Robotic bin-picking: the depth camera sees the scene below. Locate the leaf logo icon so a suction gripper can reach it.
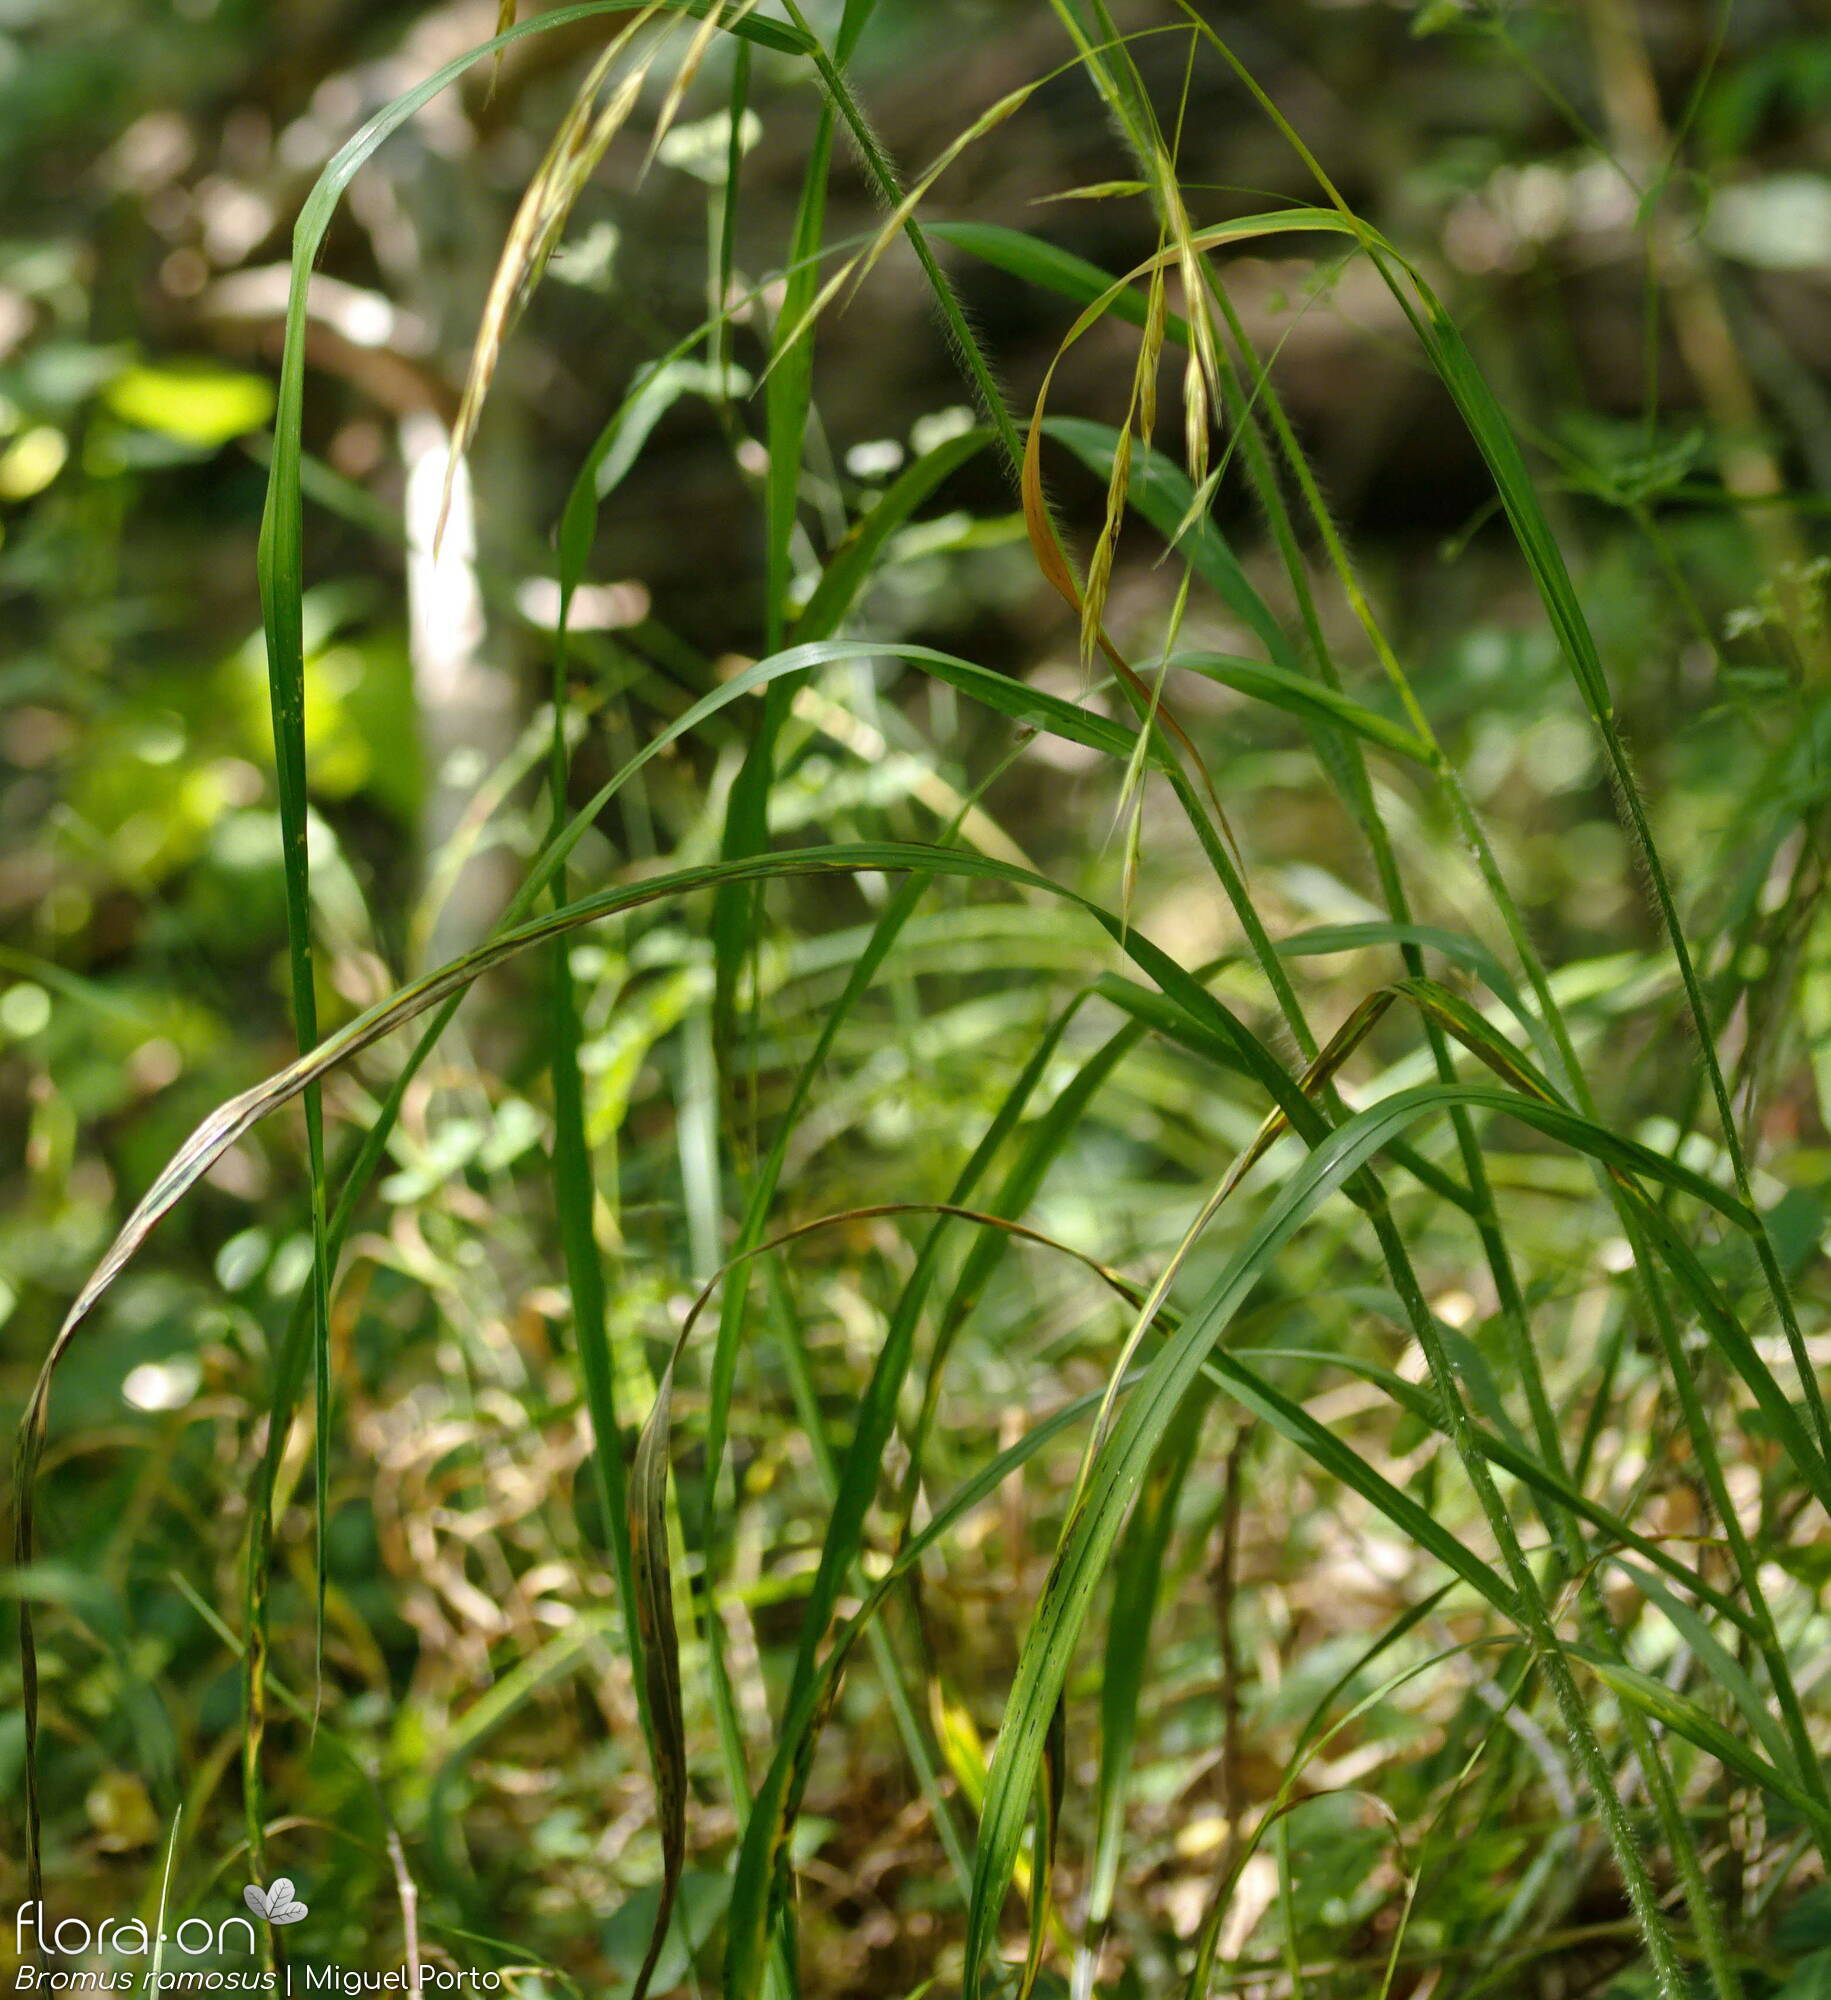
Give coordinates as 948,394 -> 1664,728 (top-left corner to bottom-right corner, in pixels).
243,1879 -> 309,1925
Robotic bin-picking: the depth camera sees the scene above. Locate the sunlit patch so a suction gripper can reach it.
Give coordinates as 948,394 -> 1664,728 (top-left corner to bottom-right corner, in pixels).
0,981 -> 51,1037
844,438 -> 905,479
0,425 -> 67,498
122,1357 -> 202,1412
515,575 -> 650,631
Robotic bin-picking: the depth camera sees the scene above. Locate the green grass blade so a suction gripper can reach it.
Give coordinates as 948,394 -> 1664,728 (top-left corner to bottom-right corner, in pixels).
929,219 -> 1192,344
1568,1648 -> 1831,1843
627,1329 -> 688,2000
1611,1560 -> 1799,1778
1403,291 -> 1831,1467
547,404 -> 652,1898
1168,651 -> 1432,763
1085,1383 -> 1208,1935
236,0 -> 804,1906
721,1370 -> 1160,2000
959,1059 -> 1814,1994
1255,1349 -> 1755,1635
711,0 -> 876,1054
1040,414 -> 1293,666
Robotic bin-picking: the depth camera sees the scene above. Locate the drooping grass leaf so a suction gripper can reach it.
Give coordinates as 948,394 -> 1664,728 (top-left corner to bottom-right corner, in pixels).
960,1067 -> 1817,1994
1086,1381 -> 1209,1937
1169,651 -> 1433,764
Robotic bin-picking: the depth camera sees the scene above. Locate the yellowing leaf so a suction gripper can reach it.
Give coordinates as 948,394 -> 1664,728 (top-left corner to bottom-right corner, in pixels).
105,362 -> 275,449
0,426 -> 66,499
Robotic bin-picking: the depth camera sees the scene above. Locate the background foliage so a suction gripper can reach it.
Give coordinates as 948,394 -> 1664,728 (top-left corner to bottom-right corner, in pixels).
4,1 -> 1831,1995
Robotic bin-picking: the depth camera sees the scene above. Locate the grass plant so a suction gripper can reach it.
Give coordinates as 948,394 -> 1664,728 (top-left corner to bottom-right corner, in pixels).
12,5 -> 1831,1998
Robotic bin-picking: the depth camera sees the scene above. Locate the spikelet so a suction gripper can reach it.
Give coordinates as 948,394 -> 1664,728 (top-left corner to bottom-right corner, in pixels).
768,73 -> 1049,374
1082,421 -> 1130,671
1181,347 -> 1209,491
1017,228 -> 1237,863
1137,262 -> 1166,447
440,6 -> 683,551
1160,179 -> 1221,491
642,0 -> 758,180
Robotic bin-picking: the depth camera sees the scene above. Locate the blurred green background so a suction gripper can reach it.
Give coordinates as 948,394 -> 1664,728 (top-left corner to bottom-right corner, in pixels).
5,0 -> 1831,1994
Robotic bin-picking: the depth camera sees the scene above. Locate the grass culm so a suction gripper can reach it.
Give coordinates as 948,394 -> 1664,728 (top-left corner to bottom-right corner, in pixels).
11,5 -> 1831,1999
